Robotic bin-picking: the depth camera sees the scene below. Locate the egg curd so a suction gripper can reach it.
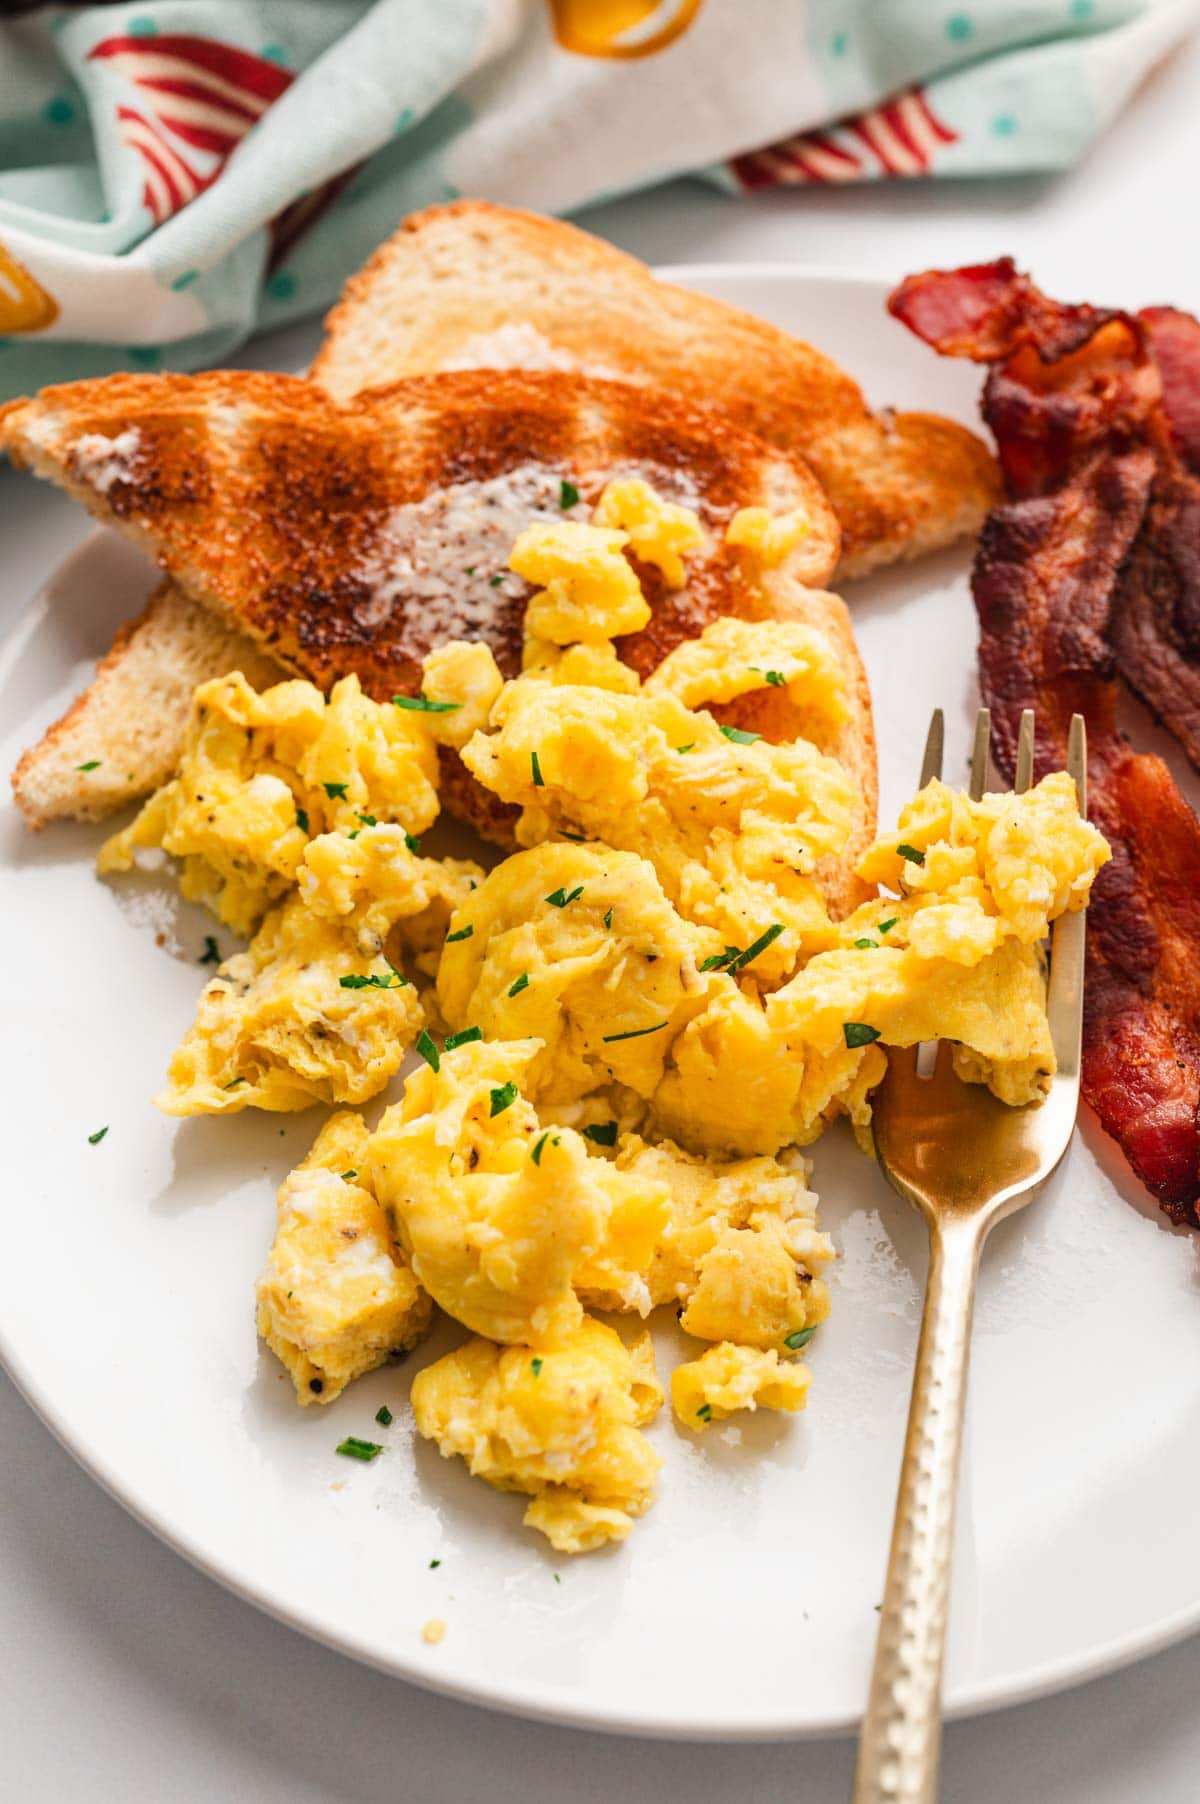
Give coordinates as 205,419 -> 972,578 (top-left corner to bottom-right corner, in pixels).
410,1319 -> 664,1555
105,488 -> 1109,1554
671,1343 -> 812,1430
256,1112 -> 431,1403
98,669 -> 445,935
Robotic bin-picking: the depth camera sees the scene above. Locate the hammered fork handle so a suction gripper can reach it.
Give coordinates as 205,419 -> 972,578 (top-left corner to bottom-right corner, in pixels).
851,1212 -> 986,1804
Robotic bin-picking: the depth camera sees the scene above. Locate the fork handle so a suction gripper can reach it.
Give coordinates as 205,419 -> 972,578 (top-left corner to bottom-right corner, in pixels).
851,1213 -> 986,1804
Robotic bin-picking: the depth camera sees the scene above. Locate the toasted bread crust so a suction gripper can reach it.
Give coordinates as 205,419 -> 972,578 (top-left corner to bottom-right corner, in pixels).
314,200 -> 999,579
10,581 -> 282,828
1,367 -> 873,911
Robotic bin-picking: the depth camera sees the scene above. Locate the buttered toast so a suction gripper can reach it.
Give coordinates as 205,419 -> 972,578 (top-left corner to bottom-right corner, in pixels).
314,201 -> 998,580
13,202 -> 989,834
1,367 -> 876,909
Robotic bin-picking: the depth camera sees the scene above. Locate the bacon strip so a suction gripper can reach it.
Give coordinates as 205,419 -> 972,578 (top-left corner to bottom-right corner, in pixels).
890,262 -> 1200,1222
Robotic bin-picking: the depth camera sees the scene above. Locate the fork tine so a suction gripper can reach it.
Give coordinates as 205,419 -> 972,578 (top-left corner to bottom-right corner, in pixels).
1014,708 -> 1036,796
968,707 -> 991,801
1067,710 -> 1087,814
920,708 -> 945,787
1045,714 -> 1088,1079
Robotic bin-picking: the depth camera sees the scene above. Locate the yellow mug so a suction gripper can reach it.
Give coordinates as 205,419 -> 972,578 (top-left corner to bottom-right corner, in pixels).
0,241 -> 59,333
549,0 -> 705,59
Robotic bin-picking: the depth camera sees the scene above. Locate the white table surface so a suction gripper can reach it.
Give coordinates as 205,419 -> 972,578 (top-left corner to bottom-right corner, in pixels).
5,28 -> 1200,1800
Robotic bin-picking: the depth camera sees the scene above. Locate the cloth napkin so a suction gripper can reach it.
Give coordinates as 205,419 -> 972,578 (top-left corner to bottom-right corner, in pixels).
0,0 -> 1195,402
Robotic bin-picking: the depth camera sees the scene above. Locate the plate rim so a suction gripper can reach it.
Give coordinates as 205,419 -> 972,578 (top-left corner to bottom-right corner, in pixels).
3,261 -> 1198,1742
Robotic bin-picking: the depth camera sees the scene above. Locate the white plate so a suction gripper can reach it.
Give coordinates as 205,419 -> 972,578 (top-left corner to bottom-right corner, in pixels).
2,268 -> 1199,1743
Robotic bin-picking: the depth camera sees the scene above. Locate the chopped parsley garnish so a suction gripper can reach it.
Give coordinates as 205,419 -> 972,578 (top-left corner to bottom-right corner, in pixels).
700,923 -> 784,975
489,1081 -> 518,1117
897,843 -> 925,866
853,937 -> 879,950
341,1169 -> 358,1182
878,917 -> 899,935
560,478 -> 580,509
336,1437 -> 383,1462
489,574 -> 504,587
507,972 -> 530,998
444,1026 -> 482,1051
416,1029 -> 440,1072
531,1131 -> 551,1165
553,1573 -> 561,1584
531,750 -> 544,788
545,885 -> 583,908
339,970 -> 408,991
696,1403 -> 713,1422
76,759 -> 101,771
603,908 -> 613,930
843,1022 -> 882,1049
375,1404 -> 393,1426
445,924 -> 473,943
531,1356 -> 544,1376
584,1121 -> 618,1147
719,724 -> 761,745
699,945 -> 741,972
785,1326 -> 816,1351
322,781 -> 348,799
393,693 -> 462,713
405,832 -> 421,855
750,666 -> 786,686
728,922 -> 784,973
295,806 -> 309,834
357,812 -> 377,828
465,565 -> 476,575
602,1021 -> 667,1043
429,1557 -> 441,1568
198,935 -> 221,965
675,743 -> 696,754
223,1077 -> 246,1089
87,1126 -> 109,1145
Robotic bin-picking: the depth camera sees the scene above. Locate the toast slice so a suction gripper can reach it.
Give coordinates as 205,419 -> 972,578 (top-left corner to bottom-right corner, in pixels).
313,201 -> 998,581
12,581 -> 281,827
0,367 -> 875,912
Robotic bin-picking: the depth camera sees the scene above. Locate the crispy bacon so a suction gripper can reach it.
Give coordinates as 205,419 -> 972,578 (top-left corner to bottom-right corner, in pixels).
1104,311 -> 1200,765
890,261 -> 1200,1222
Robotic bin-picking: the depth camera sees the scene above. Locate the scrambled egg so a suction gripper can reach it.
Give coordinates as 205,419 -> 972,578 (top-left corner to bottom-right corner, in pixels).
855,771 -> 1107,946
366,1021 -> 833,1349
724,505 -> 812,568
588,1135 -> 834,1346
158,827 -> 481,1114
789,769 -> 1112,1105
436,842 -> 716,1104
644,615 -> 849,749
511,519 -> 651,647
109,495 -> 1112,1555
461,633 -> 857,986
98,671 -> 443,935
256,1112 -> 431,1403
591,475 -> 707,585
368,1038 -> 670,1347
159,892 -> 420,1114
410,1318 -> 664,1554
672,1343 -> 811,1430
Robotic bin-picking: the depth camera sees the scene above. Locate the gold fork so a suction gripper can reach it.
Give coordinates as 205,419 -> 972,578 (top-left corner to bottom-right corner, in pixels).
851,706 -> 1087,1804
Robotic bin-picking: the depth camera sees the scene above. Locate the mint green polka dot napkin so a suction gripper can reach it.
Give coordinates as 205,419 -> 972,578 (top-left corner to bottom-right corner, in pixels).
0,0 -> 1194,402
